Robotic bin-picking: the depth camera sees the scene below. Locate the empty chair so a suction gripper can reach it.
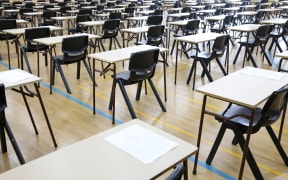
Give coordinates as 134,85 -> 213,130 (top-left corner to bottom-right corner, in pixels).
123,7 -> 135,19
51,35 -> 96,94
21,27 -> 50,76
135,25 -> 165,47
98,19 -> 121,51
78,8 -> 92,16
210,15 -> 234,45
59,6 -> 72,16
19,8 -> 34,26
3,6 -> 17,19
187,35 -> 230,90
268,20 -> 288,56
68,14 -> 90,34
39,11 -> 57,26
146,15 -> 163,26
233,24 -> 272,67
109,12 -> 121,20
109,49 -> 166,124
0,19 -> 18,69
206,87 -> 288,179
170,19 -> 200,56
95,5 -> 104,14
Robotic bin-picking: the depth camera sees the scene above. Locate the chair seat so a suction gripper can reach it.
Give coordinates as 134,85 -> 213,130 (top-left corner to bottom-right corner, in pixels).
191,51 -> 212,59
216,104 -> 262,131
53,54 -> 86,65
116,71 -> 148,83
24,44 -> 49,52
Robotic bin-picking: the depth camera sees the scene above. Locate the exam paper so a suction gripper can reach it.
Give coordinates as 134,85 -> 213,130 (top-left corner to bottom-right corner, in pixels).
105,124 -> 178,164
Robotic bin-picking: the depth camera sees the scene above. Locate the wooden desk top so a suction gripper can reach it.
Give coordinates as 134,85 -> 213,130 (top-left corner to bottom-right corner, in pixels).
229,24 -> 262,32
3,26 -> 63,36
236,11 -> 257,16
261,18 -> 288,25
196,67 -> 288,108
0,69 -> 41,89
88,45 -> 168,63
0,119 -> 197,180
33,33 -> 100,46
175,32 -> 222,44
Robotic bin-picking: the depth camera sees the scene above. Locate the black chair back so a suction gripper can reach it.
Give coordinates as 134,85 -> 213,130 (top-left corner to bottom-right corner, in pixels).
212,34 -> 230,58
62,35 -> 88,63
128,49 -> 160,80
185,19 -> 200,35
109,12 -> 121,20
102,19 -> 120,38
146,25 -> 165,46
25,27 -> 50,49
146,15 -> 163,26
78,9 -> 92,15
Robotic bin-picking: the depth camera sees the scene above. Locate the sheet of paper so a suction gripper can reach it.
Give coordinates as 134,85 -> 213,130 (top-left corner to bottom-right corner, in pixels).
105,124 -> 178,164
240,67 -> 284,80
0,69 -> 34,85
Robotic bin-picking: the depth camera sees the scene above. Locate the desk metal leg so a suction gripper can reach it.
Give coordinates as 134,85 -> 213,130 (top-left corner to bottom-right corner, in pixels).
175,40 -> 179,84
193,95 -> 207,175
33,83 -> 57,148
183,159 -> 188,180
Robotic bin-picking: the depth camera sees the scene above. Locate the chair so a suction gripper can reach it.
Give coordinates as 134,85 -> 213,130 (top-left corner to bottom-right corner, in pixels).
109,12 -> 121,20
210,15 -> 234,45
51,35 -> 96,94
98,19 -> 121,51
3,6 -> 17,19
187,34 -> 230,90
206,87 -> 288,179
233,24 -> 272,67
78,9 -> 92,16
59,6 -> 72,16
109,49 -> 166,124
146,15 -> 163,26
0,83 -> 25,165
68,14 -> 90,34
39,11 -> 57,26
19,8 -> 34,26
123,7 -> 135,19
135,25 -> 165,47
21,27 -> 50,77
170,19 -> 200,56
165,164 -> 184,180
0,19 -> 18,70
95,5 -> 104,14
268,20 -> 288,56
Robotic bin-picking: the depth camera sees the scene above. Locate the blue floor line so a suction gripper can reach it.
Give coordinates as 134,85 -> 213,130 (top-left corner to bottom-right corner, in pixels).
1,62 -> 235,179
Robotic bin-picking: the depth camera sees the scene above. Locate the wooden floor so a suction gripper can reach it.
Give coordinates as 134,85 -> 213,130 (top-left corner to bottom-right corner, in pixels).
0,23 -> 287,180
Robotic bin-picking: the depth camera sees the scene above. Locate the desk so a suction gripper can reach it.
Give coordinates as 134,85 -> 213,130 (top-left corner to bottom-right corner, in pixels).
50,16 -> 76,31
23,12 -> 43,27
193,67 -> 288,180
0,69 -> 58,164
275,50 -> 288,72
88,45 -> 169,121
33,33 -> 100,94
121,26 -> 150,47
174,32 -> 222,89
0,119 -> 197,180
229,24 -> 265,67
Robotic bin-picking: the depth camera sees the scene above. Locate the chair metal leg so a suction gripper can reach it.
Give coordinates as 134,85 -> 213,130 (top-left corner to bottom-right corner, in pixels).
206,124 -> 227,165
266,126 -> 288,165
118,80 -> 137,119
147,79 -> 166,112
54,62 -> 72,94
135,81 -> 143,101
21,47 -> 33,73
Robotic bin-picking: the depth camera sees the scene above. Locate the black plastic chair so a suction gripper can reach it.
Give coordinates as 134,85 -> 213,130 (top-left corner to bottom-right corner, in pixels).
135,25 -> 165,47
0,19 -> 18,69
39,11 -> 57,26
187,34 -> 230,90
59,6 -> 72,16
206,87 -> 288,180
109,49 -> 166,124
3,6 -> 17,19
68,14 -> 90,34
146,15 -> 163,26
210,15 -> 234,45
109,12 -> 121,20
98,19 -> 121,51
19,8 -> 34,26
268,20 -> 288,56
233,24 -> 272,67
21,27 -> 50,76
170,19 -> 200,56
0,83 -> 25,165
51,35 -> 96,94
165,164 -> 184,180
95,5 -> 104,14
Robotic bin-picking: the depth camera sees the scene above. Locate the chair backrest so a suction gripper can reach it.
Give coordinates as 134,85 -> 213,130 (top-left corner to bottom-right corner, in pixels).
188,12 -> 197,19
75,14 -> 90,32
124,7 -> 135,17
109,12 -> 121,20
255,88 -> 288,131
185,19 -> 200,35
128,49 -> 160,80
60,6 -> 72,14
42,10 -> 56,20
173,1 -> 181,8
214,8 -> 223,15
96,5 -> 104,14
62,35 -> 88,62
254,11 -> 264,24
146,25 -> 165,46
281,20 -> 288,35
107,2 -> 115,8
102,19 -> 120,38
0,19 -> 17,30
128,3 -> 136,8
44,5 -> 54,10
165,164 -> 184,180
237,6 -> 245,12
25,27 -> 50,49
221,15 -> 233,29
0,83 -> 7,113
78,9 -> 92,15
152,9 -> 163,15
25,2 -> 35,8
146,15 -> 163,26
212,34 -> 230,58
255,24 -> 272,43
19,8 -> 33,15
181,7 -> 191,13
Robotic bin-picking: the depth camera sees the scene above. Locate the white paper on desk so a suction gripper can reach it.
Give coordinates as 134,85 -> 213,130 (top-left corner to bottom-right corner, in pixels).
240,67 -> 284,80
0,70 -> 34,85
105,124 -> 178,164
